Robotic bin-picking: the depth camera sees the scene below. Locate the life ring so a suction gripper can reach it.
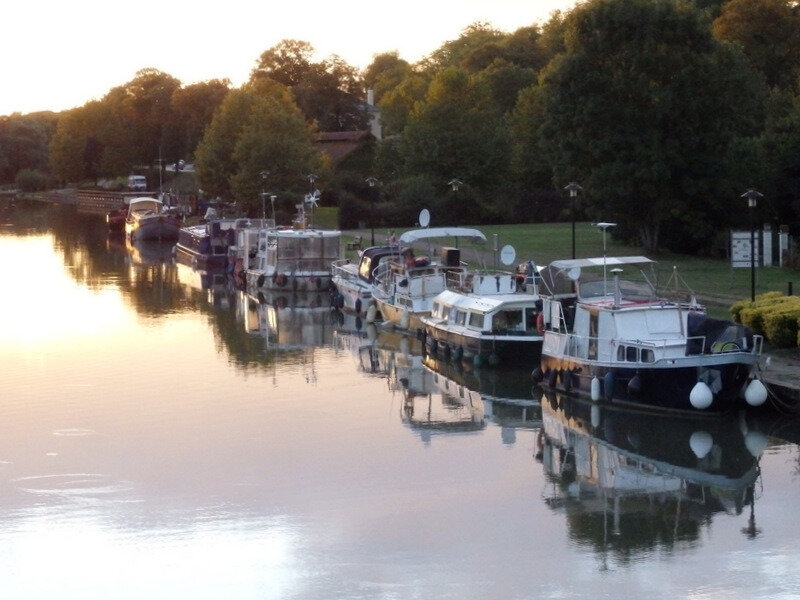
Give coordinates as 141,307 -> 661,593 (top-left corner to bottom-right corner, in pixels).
275,273 -> 288,287
536,312 -> 544,334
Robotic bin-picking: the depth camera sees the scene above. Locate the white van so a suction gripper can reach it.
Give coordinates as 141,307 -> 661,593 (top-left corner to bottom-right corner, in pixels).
127,175 -> 147,191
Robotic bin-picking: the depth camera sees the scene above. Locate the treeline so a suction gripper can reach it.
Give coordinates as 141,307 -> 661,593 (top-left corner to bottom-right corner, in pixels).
2,0 -> 800,254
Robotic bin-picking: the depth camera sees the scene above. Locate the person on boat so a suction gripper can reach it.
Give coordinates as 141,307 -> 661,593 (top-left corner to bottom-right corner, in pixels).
403,248 -> 416,270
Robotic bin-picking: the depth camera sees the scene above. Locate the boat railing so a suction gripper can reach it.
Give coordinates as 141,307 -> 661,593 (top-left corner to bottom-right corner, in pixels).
273,256 -> 339,272
445,270 -> 518,294
549,331 -> 762,364
331,259 -> 359,282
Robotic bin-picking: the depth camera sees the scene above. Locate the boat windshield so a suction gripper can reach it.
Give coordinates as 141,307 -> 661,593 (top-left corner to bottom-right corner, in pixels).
578,276 -> 655,302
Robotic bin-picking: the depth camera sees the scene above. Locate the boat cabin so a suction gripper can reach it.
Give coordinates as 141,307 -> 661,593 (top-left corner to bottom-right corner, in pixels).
357,246 -> 403,284
431,289 -> 542,336
255,228 -> 341,275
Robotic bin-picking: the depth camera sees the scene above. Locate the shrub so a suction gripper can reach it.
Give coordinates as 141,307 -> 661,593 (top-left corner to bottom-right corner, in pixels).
763,303 -> 800,348
15,169 -> 48,192
733,292 -> 800,343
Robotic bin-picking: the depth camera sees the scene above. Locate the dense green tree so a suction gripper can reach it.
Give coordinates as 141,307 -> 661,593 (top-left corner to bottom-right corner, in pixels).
757,89 -> 800,229
534,0 -> 767,252
0,112 -> 55,183
195,79 -> 323,211
169,79 -> 231,162
712,0 -> 800,91
250,40 -> 367,132
362,52 -> 413,103
376,73 -> 430,136
251,39 -> 315,87
399,67 -> 512,213
109,68 -> 181,167
424,22 -> 505,69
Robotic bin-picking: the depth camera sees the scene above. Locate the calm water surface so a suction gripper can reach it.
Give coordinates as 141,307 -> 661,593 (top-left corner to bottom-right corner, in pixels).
2,203 -> 800,599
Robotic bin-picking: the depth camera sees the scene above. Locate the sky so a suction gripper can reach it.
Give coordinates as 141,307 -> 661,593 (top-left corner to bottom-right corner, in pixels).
2,0 -> 577,117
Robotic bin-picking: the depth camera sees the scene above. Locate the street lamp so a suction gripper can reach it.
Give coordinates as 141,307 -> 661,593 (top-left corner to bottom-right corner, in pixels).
259,170 -> 269,224
595,222 -> 617,296
741,188 -> 763,302
307,173 -> 318,228
564,182 -> 582,259
366,176 -> 379,245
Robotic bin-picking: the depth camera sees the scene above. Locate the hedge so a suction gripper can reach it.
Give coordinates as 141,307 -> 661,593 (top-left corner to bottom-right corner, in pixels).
731,292 -> 800,348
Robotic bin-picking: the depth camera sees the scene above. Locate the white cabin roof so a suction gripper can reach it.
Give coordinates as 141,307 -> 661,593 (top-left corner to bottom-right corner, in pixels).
434,289 -> 540,313
399,227 -> 487,244
549,256 -> 654,270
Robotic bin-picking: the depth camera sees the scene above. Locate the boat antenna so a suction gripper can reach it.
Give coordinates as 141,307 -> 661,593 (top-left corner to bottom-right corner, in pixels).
595,222 -> 616,296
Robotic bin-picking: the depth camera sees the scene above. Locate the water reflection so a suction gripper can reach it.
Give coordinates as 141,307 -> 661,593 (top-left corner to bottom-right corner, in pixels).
537,390 -> 766,567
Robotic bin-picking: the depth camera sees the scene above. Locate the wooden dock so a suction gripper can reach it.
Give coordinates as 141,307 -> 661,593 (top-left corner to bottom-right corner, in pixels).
74,190 -> 156,215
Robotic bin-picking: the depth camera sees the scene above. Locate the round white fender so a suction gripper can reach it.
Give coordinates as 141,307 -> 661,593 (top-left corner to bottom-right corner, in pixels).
590,376 -> 601,401
690,381 -> 713,410
744,379 -> 768,407
745,430 -> 768,457
689,430 -> 713,458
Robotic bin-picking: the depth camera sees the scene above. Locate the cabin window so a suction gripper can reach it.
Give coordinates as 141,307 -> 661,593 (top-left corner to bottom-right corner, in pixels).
432,301 -> 443,318
358,258 -> 373,280
626,346 -> 638,362
617,346 -> 625,361
440,305 -> 450,320
469,312 -> 484,328
492,309 -> 523,333
455,311 -> 467,326
524,308 -> 538,333
642,349 -> 655,363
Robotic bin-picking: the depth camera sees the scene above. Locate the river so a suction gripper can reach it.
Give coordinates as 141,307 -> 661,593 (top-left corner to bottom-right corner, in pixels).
1,201 -> 800,600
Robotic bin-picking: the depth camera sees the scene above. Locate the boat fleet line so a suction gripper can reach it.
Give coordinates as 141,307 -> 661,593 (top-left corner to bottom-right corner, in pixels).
116,198 -> 770,415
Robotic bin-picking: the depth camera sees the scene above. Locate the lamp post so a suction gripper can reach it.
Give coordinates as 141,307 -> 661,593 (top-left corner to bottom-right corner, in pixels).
741,188 -> 763,302
306,173 -> 318,228
596,222 -> 617,296
366,176 -> 379,245
564,182 -> 582,259
259,170 -> 269,224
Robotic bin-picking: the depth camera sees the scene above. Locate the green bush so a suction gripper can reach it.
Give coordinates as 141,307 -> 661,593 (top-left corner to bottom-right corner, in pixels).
763,304 -> 800,348
15,169 -> 48,192
733,292 -> 800,344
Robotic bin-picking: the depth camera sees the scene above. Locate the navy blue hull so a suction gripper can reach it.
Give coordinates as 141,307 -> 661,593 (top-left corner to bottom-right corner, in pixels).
539,355 -> 754,414
421,324 -> 542,367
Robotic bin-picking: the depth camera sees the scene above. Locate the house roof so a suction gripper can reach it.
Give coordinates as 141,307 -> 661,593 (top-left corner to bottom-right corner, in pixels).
315,130 -> 375,162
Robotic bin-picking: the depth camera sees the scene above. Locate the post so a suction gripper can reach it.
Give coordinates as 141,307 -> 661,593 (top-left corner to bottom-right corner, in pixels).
564,182 -> 582,260
366,176 -> 379,246
741,189 -> 762,302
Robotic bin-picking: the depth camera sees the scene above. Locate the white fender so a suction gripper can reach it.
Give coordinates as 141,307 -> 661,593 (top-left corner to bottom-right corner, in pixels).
744,379 -> 768,407
690,381 -> 713,410
689,430 -> 713,458
590,376 -> 601,401
745,430 -> 768,457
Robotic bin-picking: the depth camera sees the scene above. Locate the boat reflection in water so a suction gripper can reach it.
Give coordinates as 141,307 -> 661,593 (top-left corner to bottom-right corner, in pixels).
423,355 -> 542,445
537,390 -> 767,565
242,290 -> 334,351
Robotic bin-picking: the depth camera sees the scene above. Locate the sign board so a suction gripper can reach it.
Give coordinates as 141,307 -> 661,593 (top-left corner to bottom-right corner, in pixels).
731,231 -> 759,268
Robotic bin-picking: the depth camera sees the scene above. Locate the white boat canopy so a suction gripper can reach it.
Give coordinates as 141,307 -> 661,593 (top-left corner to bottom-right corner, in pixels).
549,256 -> 654,271
399,227 -> 487,244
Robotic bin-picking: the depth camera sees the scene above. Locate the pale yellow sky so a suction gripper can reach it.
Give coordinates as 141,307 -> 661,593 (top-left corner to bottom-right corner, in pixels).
2,0 -> 577,116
